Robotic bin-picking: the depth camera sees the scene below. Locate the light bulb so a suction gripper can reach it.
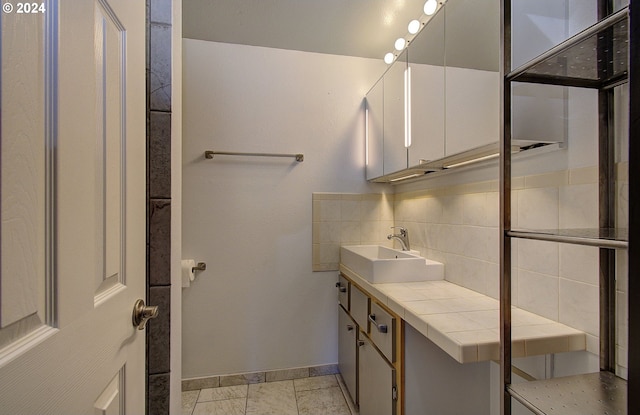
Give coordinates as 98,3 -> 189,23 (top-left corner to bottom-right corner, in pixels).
424,0 -> 437,15
408,19 -> 421,34
394,37 -> 406,51
384,52 -> 395,64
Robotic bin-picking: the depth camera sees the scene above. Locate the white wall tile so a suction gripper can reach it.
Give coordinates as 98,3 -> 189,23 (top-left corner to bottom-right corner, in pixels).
424,197 -> 443,224
517,187 -> 559,229
315,199 -> 341,222
559,244 -> 598,285
459,226 -> 490,261
340,200 -> 361,222
340,222 -> 361,244
462,193 -> 488,226
616,181 -> 629,228
445,255 -> 490,296
517,269 -> 558,321
559,183 -> 598,228
559,278 -> 599,336
316,221 -> 342,244
441,195 -> 464,225
517,239 -> 559,276
485,192 -> 499,228
361,197 -> 382,221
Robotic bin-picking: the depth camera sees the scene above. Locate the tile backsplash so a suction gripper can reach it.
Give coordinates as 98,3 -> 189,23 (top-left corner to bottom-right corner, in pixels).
313,163 -> 628,376
312,193 -> 394,271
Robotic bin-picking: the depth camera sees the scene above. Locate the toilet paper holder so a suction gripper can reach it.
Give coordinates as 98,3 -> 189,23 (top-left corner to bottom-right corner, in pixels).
192,262 -> 207,272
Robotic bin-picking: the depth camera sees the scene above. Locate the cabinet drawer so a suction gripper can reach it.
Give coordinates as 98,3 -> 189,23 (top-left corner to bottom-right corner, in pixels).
336,274 -> 349,309
350,284 -> 369,330
369,301 -> 396,363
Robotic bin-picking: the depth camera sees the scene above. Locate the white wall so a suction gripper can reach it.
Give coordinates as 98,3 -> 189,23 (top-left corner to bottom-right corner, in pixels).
181,39 -> 386,378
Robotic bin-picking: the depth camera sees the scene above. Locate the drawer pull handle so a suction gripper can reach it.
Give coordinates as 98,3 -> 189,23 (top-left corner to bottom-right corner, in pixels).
368,314 -> 388,333
347,325 -> 354,331
358,340 -> 366,347
335,282 -> 347,293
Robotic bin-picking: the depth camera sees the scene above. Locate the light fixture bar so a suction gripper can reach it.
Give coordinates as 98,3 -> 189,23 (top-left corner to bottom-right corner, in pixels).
444,152 -> 500,168
365,107 -> 369,165
404,66 -> 411,148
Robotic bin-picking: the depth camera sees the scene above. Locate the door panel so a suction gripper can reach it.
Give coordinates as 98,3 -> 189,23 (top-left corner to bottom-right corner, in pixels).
0,0 -> 146,413
0,0 -> 47,337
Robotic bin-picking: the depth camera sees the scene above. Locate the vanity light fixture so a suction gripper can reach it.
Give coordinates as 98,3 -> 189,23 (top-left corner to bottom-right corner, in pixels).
424,0 -> 438,15
404,67 -> 412,148
384,52 -> 395,64
383,0 -> 446,64
408,19 -> 421,34
389,172 -> 424,182
443,153 -> 500,168
365,108 -> 370,165
442,145 -> 521,169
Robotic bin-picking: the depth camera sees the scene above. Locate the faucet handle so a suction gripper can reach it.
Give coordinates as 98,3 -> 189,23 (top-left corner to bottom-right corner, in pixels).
390,226 -> 407,235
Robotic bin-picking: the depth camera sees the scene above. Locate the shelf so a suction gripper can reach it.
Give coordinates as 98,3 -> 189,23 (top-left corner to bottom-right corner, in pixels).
508,372 -> 626,415
508,7 -> 629,88
507,228 -> 628,249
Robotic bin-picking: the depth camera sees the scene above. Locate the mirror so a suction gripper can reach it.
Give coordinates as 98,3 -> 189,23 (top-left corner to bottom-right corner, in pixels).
407,6 -> 445,166
444,0 -> 500,156
365,0 -> 501,181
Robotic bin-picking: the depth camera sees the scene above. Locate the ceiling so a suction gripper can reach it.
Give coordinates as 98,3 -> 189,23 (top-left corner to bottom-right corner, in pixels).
182,0 -> 430,60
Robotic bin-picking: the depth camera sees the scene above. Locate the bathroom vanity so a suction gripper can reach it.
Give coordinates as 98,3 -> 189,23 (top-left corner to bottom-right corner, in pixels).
338,249 -> 588,414
337,273 -> 403,415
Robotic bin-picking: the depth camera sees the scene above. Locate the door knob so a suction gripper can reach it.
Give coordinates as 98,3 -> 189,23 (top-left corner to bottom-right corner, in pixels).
132,299 -> 159,330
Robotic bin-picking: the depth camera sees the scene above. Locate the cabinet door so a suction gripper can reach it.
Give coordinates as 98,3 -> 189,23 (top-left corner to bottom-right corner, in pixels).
366,79 -> 384,180
358,334 -> 396,415
408,5 -> 445,166
338,306 -> 358,405
383,50 -> 408,174
444,0 -> 500,156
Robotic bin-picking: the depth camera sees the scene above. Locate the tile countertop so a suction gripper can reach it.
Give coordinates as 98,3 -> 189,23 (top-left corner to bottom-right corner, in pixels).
339,265 -> 586,364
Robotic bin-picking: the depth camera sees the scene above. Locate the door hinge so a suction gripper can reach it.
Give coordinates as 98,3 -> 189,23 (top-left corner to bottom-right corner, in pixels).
392,386 -> 398,401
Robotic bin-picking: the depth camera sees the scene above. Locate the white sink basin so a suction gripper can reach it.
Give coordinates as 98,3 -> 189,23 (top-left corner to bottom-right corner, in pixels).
340,245 -> 444,283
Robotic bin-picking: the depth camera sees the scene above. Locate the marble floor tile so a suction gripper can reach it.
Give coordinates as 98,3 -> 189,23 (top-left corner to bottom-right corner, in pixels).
294,375 -> 338,392
296,386 -> 351,415
182,390 -> 200,415
266,367 -> 309,382
182,373 -> 355,415
192,398 -> 246,415
198,385 -> 248,402
246,380 -> 298,415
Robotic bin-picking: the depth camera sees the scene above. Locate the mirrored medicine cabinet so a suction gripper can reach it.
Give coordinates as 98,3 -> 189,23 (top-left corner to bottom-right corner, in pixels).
365,0 -> 564,183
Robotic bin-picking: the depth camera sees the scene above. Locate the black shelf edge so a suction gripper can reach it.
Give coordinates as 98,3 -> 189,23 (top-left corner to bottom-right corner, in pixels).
508,372 -> 626,415
507,228 -> 628,249
507,6 -> 629,88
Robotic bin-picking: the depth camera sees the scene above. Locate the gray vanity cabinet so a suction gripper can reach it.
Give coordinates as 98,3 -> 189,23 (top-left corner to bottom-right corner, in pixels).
338,305 -> 358,405
337,272 -> 402,414
358,334 -> 397,415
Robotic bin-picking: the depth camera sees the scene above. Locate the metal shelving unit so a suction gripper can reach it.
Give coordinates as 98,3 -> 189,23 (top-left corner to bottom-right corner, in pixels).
500,1 -> 637,414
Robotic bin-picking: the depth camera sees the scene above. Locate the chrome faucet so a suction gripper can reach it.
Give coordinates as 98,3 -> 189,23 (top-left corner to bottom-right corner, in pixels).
387,226 -> 410,251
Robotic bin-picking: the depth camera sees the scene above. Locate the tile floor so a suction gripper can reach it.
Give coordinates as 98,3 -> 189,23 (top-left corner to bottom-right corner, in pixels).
182,374 -> 357,415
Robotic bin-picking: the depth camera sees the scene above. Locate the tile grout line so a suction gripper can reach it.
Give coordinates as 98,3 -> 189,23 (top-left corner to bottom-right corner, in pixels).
292,377 -> 300,415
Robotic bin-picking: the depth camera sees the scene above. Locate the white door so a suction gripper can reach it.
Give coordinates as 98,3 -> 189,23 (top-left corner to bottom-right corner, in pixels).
0,0 -> 147,413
